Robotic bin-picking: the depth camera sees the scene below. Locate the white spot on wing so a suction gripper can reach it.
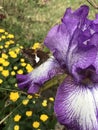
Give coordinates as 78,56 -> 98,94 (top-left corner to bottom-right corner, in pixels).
35,55 -> 40,63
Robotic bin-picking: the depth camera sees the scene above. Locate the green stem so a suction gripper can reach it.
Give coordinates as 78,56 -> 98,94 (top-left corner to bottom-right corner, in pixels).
0,102 -> 22,124
0,87 -> 27,95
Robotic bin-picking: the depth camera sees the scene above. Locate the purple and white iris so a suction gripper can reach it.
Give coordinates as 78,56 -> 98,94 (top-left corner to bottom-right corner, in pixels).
16,5 -> 98,130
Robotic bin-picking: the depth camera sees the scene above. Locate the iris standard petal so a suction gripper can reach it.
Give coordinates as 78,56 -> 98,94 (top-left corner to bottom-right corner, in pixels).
44,6 -> 89,67
16,57 -> 64,94
54,76 -> 98,130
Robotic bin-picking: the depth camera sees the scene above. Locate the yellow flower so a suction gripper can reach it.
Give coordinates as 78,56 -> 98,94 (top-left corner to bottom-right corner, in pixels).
11,71 -> 16,76
1,35 -> 6,39
26,64 -> 33,72
0,58 -> 5,64
42,100 -> 47,107
5,41 -> 10,45
13,66 -> 18,70
21,63 -> 26,67
14,125 -> 19,130
9,51 -> 17,58
27,95 -> 33,99
5,32 -> 8,35
0,45 -> 3,49
15,83 -> 18,87
0,38 -> 1,41
32,43 -> 41,50
17,69 -> 23,74
32,121 -> 40,128
20,58 -> 25,62
22,99 -> 29,105
10,92 -> 19,102
49,97 -> 54,102
2,53 -> 8,59
14,114 -> 21,122
26,111 -> 33,117
33,100 -> 36,104
15,48 -> 20,54
0,29 -> 5,33
0,66 -> 3,71
0,79 -> 3,84
2,70 -> 9,77
40,114 -> 48,122
7,34 -> 14,38
4,45 -> 9,48
9,40 -> 14,44
2,61 -> 9,67
20,46 -> 23,49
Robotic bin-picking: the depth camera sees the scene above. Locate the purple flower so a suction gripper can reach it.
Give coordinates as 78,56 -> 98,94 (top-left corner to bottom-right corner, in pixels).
16,5 -> 98,130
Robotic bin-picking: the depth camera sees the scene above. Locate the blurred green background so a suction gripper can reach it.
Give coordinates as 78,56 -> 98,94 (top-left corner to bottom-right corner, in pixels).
0,0 -> 98,47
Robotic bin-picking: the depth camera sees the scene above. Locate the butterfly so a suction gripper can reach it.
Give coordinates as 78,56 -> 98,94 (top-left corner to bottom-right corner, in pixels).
21,48 -> 49,67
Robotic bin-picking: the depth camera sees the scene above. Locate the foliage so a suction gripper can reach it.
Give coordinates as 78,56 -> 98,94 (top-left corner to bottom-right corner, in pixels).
0,0 -> 97,130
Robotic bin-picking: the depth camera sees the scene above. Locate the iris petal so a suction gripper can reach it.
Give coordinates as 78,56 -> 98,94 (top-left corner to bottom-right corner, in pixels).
44,6 -> 89,68
54,76 -> 98,130
16,57 -> 63,94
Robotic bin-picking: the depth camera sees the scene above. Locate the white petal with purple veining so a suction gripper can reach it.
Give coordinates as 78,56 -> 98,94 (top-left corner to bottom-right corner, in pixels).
17,56 -> 64,94
54,76 -> 98,130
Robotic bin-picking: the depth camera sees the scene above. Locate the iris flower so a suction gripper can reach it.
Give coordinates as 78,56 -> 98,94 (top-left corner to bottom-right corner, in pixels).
17,5 -> 98,130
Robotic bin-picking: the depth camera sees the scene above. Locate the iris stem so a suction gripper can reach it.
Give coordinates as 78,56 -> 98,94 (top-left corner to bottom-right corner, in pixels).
40,74 -> 66,92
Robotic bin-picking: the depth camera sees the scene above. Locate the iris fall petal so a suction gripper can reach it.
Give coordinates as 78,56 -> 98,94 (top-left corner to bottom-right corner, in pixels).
54,76 -> 98,130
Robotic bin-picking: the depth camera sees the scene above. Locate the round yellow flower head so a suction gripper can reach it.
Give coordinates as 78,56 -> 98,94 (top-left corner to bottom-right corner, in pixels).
26,111 -> 33,117
10,92 -> 19,102
2,70 -> 9,77
32,121 -> 40,128
27,95 -> 33,99
0,58 -> 5,64
9,51 -> 17,58
2,61 -> 9,67
11,71 -> 16,76
40,114 -> 48,122
14,114 -> 21,122
4,44 -> 9,48
0,66 -> 3,71
42,100 -> 47,107
7,34 -> 14,38
17,69 -> 23,74
22,99 -> 29,105
15,48 -> 20,54
21,63 -> 26,67
9,40 -> 14,44
32,43 -> 41,50
14,125 -> 19,130
20,58 -> 25,62
49,97 -> 54,102
0,45 -> 3,49
26,64 -> 33,73
2,53 -> 8,59
5,32 -> 8,35
0,29 -> 5,33
5,41 -> 10,45
1,35 -> 6,39
20,46 -> 23,49
13,66 -> 18,70
15,83 -> 18,87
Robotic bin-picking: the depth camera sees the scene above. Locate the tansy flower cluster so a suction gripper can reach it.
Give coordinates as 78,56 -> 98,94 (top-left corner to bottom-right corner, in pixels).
0,28 -> 56,130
